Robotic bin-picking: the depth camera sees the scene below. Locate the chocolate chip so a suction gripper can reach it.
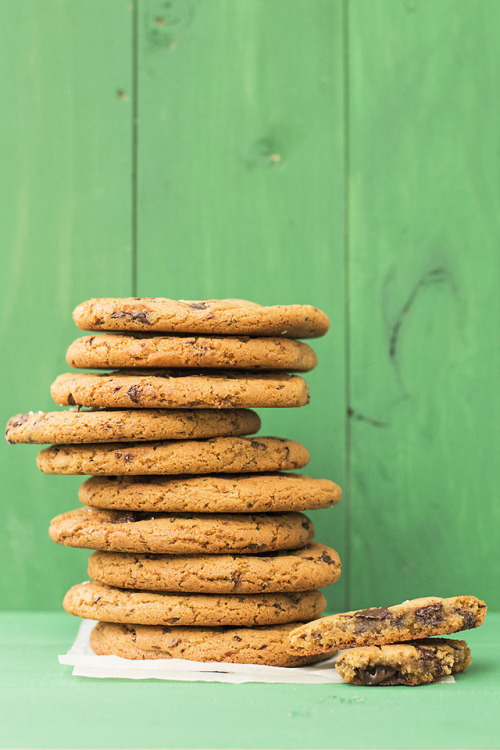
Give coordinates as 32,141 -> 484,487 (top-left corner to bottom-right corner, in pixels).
169,617 -> 180,623
233,635 -> 242,642
319,551 -> 335,565
458,609 -> 477,630
132,311 -> 150,323
110,512 -> 137,523
415,602 -> 444,626
110,311 -> 126,318
188,302 -> 208,310
93,595 -> 101,604
355,607 -> 391,620
127,385 -> 141,403
301,519 -> 311,529
231,572 -> 241,588
355,665 -> 399,686
287,595 -> 301,605
67,393 -> 76,406
250,440 -> 266,450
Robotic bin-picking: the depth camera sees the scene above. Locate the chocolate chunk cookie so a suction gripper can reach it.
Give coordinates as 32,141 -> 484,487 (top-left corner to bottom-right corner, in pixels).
49,508 -> 314,554
73,298 -> 330,339
88,543 -> 341,594
5,409 -> 260,444
63,581 -> 326,627
90,621 -> 328,667
335,638 -> 471,686
37,437 -> 309,475
66,334 -> 317,372
79,473 -> 341,513
50,371 -> 309,410
288,596 -> 487,654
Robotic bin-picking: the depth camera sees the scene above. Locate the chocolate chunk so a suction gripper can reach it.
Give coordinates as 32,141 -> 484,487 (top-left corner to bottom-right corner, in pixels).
12,414 -> 29,428
250,440 -> 266,450
355,607 -> 391,620
319,551 -> 335,565
287,594 -> 301,605
169,617 -> 180,623
458,609 -> 477,630
233,635 -> 242,642
67,393 -> 76,406
414,602 -> 444,626
301,519 -> 311,529
355,665 -> 399,686
110,311 -> 126,318
131,311 -> 150,323
188,302 -> 208,310
110,512 -> 137,524
127,385 -> 141,403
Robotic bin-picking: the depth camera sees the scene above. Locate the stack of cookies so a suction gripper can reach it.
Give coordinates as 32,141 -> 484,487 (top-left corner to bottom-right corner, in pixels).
6,298 -> 342,667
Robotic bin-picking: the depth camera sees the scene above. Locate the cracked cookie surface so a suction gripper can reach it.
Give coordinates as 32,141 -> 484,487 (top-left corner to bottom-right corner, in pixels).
90,621 -> 329,666
5,409 -> 260,444
49,507 -> 314,554
50,370 -> 310,409
88,543 -> 341,594
288,596 -> 487,654
37,436 -> 309,475
79,473 -> 340,513
63,581 -> 326,626
335,638 -> 471,686
73,298 -> 330,338
67,333 -> 317,371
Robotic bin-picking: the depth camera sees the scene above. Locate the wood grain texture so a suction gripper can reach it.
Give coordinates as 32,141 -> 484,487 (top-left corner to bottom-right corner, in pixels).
0,0 -> 133,608
135,0 -> 347,610
346,0 -> 500,609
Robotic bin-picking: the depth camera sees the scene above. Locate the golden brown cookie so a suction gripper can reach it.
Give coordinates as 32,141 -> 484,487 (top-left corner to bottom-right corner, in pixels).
63,581 -> 326,627
37,437 -> 309,475
50,371 -> 309,409
90,621 -> 328,667
335,638 -> 471,686
79,473 -> 341,513
73,298 -> 330,338
49,507 -> 314,554
88,543 -> 341,594
288,596 -> 487,655
5,409 -> 260,444
66,334 -> 317,371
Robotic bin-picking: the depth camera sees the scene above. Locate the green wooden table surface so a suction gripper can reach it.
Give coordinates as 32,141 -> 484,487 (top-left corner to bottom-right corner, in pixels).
0,612 -> 498,749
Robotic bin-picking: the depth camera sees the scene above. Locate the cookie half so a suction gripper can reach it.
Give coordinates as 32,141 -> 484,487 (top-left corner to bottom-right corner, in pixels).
335,638 -> 471,686
37,437 -> 309,475
49,508 -> 314,554
90,622 -> 328,667
88,543 -> 341,594
5,409 -> 260,444
79,473 -> 341,513
50,371 -> 309,409
67,334 -> 317,371
288,596 -> 487,655
63,581 -> 326,627
73,298 -> 330,338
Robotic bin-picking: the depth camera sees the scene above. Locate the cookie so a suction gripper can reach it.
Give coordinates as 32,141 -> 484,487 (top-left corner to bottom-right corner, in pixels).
5,409 -> 260,444
37,437 -> 309,475
335,638 -> 471,686
79,473 -> 341,513
50,371 -> 309,409
90,621 -> 328,667
288,596 -> 487,655
88,543 -> 341,594
73,298 -> 330,338
49,508 -> 314,554
66,334 -> 317,372
63,581 -> 326,627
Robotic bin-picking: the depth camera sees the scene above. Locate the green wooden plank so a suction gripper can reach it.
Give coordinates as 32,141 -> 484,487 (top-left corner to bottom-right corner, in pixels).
0,0 -> 133,609
347,0 -> 500,609
135,0 -> 347,611
0,611 -> 499,748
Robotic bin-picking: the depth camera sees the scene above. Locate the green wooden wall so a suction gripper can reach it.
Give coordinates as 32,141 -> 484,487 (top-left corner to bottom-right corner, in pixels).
1,0 -> 498,612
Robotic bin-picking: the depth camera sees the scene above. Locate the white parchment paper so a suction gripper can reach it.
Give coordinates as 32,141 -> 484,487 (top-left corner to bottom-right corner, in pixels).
59,620 -> 455,684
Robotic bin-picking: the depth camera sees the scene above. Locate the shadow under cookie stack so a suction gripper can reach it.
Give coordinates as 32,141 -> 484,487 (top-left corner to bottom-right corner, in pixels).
6,298 -> 342,667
